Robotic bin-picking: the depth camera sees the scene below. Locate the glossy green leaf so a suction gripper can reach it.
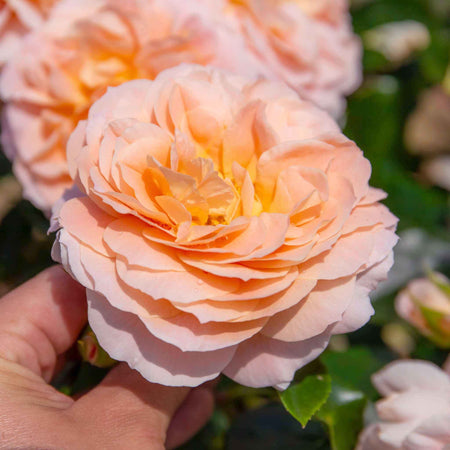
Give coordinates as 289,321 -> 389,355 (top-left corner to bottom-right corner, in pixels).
316,383 -> 367,450
279,375 -> 331,428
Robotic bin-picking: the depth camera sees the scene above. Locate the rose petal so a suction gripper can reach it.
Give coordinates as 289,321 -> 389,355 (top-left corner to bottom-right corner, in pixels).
373,361 -> 450,397
223,329 -> 332,389
115,258 -> 241,303
88,290 -> 237,386
261,276 -> 355,341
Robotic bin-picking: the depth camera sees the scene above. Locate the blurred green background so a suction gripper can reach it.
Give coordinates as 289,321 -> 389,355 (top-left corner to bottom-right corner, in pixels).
0,0 -> 449,448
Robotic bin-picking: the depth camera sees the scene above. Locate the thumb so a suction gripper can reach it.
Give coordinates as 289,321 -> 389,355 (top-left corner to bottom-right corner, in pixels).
70,363 -> 190,449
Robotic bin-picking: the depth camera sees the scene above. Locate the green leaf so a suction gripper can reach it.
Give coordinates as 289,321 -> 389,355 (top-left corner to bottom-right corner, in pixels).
316,383 -> 367,450
279,374 -> 331,428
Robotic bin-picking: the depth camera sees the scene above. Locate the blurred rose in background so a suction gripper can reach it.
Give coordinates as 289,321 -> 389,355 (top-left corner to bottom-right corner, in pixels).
0,0 -> 361,213
396,272 -> 450,348
404,83 -> 450,191
0,0 -> 58,67
357,360 -> 450,450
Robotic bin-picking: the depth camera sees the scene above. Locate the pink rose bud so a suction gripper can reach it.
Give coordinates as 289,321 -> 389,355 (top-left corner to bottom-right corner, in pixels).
51,64 -> 397,389
78,326 -> 116,368
395,272 -> 450,348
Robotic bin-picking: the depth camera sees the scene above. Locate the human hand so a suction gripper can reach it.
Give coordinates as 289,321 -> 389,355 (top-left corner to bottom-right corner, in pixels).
0,266 -> 214,449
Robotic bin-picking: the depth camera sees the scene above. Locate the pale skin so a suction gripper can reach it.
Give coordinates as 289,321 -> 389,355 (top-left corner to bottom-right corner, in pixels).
0,266 -> 214,449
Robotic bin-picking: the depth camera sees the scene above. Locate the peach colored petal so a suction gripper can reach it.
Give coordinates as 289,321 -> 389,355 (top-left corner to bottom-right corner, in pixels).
357,252 -> 395,292
299,230 -> 376,280
137,313 -> 268,353
261,276 -> 355,341
115,258 -> 241,304
58,196 -> 115,257
331,284 -> 373,335
262,95 -> 340,142
306,174 -> 356,252
211,267 -> 298,301
222,100 -> 277,177
269,166 -> 328,215
87,290 -> 237,386
103,217 -> 185,272
342,203 -> 399,235
360,187 -> 388,205
256,139 -> 336,208
178,255 -> 292,280
52,229 -> 94,290
79,246 -> 177,320
326,140 -> 371,201
247,241 -> 315,267
223,330 -> 332,389
168,214 -> 290,265
365,227 -> 399,268
172,277 -> 317,324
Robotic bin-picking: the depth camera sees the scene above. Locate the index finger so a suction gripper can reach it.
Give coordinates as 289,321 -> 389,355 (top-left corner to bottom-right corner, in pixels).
0,265 -> 87,381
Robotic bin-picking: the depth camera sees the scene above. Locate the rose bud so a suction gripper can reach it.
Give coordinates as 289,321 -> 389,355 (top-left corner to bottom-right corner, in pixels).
395,272 -> 450,348
78,326 -> 116,368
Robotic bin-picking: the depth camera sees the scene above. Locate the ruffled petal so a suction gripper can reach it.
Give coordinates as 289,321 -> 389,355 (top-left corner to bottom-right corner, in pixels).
223,330 -> 331,389
88,290 -> 237,386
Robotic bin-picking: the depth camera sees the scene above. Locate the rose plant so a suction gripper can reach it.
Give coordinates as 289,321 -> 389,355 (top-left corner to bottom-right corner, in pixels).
51,64 -> 397,389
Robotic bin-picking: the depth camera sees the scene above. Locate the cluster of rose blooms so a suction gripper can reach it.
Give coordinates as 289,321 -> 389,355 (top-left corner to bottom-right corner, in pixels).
0,1 -> 449,448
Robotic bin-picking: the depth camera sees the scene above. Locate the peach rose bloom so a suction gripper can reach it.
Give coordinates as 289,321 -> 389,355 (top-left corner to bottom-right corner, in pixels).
1,0 -> 361,213
357,360 -> 450,450
0,0 -> 57,67
227,0 -> 361,116
395,274 -> 450,348
51,64 -> 397,389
